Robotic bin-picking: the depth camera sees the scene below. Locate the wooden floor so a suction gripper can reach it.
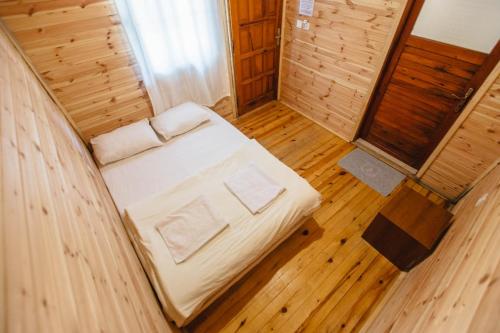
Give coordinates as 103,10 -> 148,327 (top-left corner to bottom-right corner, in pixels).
186,102 -> 445,333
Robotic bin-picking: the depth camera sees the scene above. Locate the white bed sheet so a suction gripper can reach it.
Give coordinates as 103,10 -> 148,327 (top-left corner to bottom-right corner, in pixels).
100,111 -> 249,216
124,139 -> 321,326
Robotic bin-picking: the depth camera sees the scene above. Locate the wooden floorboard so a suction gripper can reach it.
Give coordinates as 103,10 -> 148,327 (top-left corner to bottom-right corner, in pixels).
187,102 -> 444,333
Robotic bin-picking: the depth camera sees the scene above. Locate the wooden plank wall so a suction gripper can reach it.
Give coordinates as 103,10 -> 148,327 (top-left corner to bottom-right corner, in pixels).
279,0 -> 408,141
362,163 -> 500,333
0,0 -> 154,142
420,63 -> 500,200
0,27 -> 177,333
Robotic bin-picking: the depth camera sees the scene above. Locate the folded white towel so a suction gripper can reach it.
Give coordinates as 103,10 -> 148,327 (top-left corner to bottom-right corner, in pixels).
224,163 -> 285,214
156,196 -> 228,264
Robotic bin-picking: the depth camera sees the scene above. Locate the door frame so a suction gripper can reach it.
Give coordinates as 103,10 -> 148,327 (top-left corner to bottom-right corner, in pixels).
221,0 -> 239,119
226,0 -> 285,117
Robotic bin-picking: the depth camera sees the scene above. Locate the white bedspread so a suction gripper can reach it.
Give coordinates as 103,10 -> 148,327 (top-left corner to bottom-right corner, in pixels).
124,139 -> 321,326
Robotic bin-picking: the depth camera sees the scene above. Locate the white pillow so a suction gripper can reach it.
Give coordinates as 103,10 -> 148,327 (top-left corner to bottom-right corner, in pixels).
150,102 -> 210,140
90,119 -> 162,165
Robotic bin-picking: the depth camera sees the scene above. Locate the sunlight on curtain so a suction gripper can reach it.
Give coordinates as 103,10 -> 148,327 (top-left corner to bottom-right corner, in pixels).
115,0 -> 230,114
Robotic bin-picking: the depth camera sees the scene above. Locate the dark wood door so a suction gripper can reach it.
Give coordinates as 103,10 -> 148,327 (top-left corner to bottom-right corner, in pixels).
360,1 -> 500,169
230,0 -> 283,115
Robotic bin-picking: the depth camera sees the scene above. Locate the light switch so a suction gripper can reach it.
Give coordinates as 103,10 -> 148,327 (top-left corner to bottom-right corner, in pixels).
296,19 -> 303,29
302,20 -> 310,30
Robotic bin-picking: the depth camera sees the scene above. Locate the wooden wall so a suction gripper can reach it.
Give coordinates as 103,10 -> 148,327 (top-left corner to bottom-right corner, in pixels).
279,0 -> 408,141
420,62 -> 500,200
362,163 -> 500,333
0,27 -> 176,332
0,0 -> 154,142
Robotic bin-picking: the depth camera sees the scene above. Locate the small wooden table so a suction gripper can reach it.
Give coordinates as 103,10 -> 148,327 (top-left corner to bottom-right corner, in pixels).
362,187 -> 453,271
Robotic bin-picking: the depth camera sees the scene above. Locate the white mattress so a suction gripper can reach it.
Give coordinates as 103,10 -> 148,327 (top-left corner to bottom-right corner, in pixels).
100,111 -> 249,216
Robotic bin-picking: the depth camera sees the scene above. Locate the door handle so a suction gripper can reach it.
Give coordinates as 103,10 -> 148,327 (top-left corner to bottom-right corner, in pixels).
451,87 -> 474,113
450,87 -> 474,101
275,28 -> 281,46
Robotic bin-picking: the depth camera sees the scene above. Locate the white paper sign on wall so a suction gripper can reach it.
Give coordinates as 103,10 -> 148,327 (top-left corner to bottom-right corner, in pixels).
299,0 -> 315,16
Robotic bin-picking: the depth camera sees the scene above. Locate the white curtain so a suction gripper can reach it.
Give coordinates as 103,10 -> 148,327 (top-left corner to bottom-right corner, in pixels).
115,0 -> 230,114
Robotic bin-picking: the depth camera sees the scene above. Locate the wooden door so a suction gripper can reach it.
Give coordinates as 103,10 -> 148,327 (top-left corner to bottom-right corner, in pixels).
230,0 -> 283,115
360,0 -> 500,169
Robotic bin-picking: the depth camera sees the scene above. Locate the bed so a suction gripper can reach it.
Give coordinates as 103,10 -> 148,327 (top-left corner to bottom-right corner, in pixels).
100,109 -> 321,326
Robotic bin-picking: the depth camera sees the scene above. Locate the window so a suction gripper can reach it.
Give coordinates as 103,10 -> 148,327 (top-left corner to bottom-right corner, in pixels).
116,0 -> 230,112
